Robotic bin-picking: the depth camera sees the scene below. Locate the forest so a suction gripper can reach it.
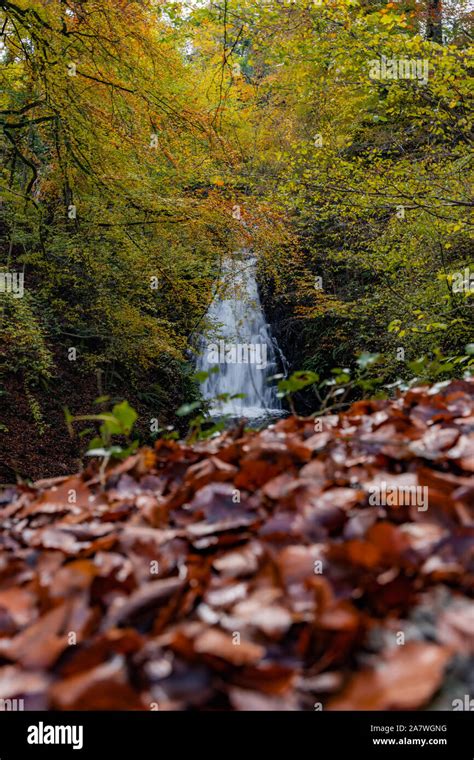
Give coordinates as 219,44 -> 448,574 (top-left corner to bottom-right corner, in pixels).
0,0 -> 472,478
0,0 -> 472,718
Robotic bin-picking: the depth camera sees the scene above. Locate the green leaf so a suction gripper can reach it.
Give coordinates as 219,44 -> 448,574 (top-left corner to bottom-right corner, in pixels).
87,436 -> 103,450
277,370 -> 319,397
200,421 -> 226,439
63,406 -> 74,435
111,401 -> 138,434
100,416 -> 122,436
176,401 -> 201,416
335,372 -> 351,384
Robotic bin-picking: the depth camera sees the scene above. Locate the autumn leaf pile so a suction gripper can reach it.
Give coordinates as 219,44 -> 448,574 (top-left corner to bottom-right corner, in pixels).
0,380 -> 473,710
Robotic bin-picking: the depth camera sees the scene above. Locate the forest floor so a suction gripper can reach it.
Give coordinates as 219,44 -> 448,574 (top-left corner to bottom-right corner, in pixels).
1,363 -> 91,483
0,380 -> 472,710
0,355 -> 167,483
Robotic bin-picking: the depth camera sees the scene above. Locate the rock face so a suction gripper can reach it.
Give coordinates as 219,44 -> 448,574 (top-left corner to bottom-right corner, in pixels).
0,380 -> 473,710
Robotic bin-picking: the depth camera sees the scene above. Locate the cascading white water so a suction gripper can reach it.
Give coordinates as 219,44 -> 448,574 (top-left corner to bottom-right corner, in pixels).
196,251 -> 284,420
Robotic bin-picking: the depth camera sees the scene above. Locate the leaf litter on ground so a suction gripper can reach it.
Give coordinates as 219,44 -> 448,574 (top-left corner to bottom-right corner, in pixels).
0,379 -> 473,710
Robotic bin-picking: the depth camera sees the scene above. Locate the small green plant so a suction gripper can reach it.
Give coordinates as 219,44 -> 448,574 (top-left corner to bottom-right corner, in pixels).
273,370 -> 319,414
404,346 -> 474,383
272,354 -> 384,416
24,381 -> 48,436
65,399 -> 139,464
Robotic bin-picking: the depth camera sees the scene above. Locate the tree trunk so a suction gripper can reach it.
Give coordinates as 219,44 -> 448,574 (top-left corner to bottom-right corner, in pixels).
426,0 -> 443,43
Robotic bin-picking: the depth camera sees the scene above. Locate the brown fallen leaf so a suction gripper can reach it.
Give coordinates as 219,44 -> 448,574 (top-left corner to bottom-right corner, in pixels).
437,601 -> 474,655
102,577 -> 185,629
328,642 -> 451,710
49,654 -> 145,710
0,604 -> 70,669
193,628 -> 265,666
231,588 -> 293,637
0,665 -> 49,699
0,587 -> 37,632
21,477 -> 95,517
212,541 -> 264,578
229,686 -> 298,710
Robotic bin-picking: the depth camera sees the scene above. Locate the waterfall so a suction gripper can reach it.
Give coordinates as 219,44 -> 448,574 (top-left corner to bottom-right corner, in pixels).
196,251 -> 284,420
